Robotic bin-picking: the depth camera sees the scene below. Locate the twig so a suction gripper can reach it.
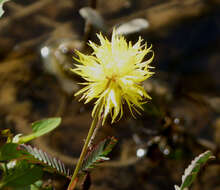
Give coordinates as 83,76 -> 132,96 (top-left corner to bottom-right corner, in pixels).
0,0 -> 54,31
7,2 -> 60,28
108,0 -> 209,32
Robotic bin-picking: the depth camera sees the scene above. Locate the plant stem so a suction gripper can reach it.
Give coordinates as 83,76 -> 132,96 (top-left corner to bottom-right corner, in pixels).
67,109 -> 101,190
88,113 -> 103,147
4,162 -> 8,175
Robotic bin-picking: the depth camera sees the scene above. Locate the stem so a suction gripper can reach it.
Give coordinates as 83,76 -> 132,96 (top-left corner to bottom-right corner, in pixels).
88,113 -> 103,147
67,109 -> 102,190
18,134 -> 36,144
3,162 -> 8,175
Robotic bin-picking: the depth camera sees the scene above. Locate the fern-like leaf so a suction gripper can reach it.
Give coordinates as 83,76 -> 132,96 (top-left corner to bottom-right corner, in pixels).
81,137 -> 117,172
174,150 -> 214,190
20,144 -> 71,178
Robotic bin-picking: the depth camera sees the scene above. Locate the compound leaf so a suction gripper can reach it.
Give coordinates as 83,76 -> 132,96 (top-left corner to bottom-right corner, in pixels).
81,137 -> 117,172
20,144 -> 71,178
175,150 -> 214,190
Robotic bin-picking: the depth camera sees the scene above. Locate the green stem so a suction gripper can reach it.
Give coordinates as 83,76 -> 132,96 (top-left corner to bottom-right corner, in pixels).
67,109 -> 101,190
18,134 -> 36,144
4,162 -> 8,175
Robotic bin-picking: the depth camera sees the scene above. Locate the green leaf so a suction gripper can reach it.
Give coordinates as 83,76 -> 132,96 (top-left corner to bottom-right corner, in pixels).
0,161 -> 43,188
13,186 -> 30,190
20,144 -> 71,178
175,150 -> 214,190
30,180 -> 43,190
14,180 -> 51,190
0,0 -> 9,18
19,117 -> 61,143
0,143 -> 22,161
81,137 -> 117,172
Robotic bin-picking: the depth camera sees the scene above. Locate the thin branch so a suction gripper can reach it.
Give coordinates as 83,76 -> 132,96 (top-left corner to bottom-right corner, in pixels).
0,0 -> 54,31
108,0 -> 211,32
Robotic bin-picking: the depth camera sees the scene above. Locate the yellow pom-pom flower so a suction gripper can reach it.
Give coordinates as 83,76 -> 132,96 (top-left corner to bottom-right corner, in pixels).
72,30 -> 154,125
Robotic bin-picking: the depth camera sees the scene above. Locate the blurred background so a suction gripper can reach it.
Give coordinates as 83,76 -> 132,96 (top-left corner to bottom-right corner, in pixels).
0,0 -> 220,189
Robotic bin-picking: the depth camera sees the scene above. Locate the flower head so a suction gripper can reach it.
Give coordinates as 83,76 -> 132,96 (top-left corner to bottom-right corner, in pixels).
72,30 -> 154,125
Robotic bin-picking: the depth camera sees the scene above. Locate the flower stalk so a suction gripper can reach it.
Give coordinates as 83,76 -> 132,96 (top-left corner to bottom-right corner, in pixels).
67,106 -> 102,190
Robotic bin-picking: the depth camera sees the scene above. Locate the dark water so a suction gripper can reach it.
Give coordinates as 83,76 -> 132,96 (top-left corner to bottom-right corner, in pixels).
153,11 -> 220,93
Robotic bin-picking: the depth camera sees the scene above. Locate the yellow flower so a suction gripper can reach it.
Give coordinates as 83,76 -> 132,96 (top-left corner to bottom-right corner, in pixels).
72,30 -> 154,125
